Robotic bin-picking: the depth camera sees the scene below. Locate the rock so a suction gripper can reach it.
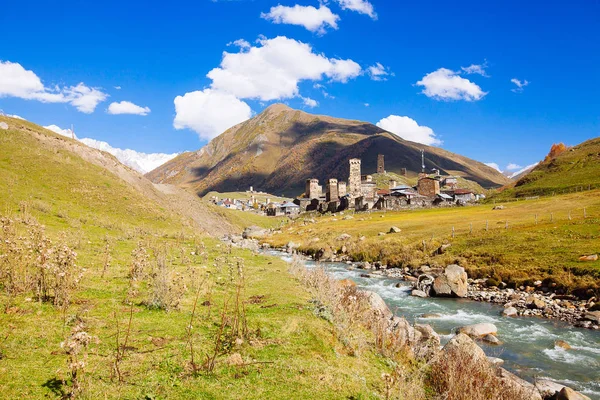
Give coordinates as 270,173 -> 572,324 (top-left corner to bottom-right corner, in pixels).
362,290 -> 393,319
414,323 -> 441,359
342,215 -> 354,220
457,323 -> 498,338
487,356 -> 504,366
436,244 -> 451,254
378,232 -> 386,236
526,296 -> 546,310
555,340 -> 571,350
556,387 -> 591,400
502,306 -> 518,317
336,233 -> 351,241
411,289 -> 428,298
441,333 -> 487,362
497,368 -> 542,400
536,379 -> 565,399
493,205 -> 505,210
388,226 -> 401,234
360,273 -> 371,278
0,122 -> 8,130
403,275 -> 417,282
242,226 -> 268,239
415,274 -> 435,294
359,236 -> 366,241
583,311 -> 600,323
420,313 -> 442,318
286,241 -> 299,249
578,254 -> 598,262
482,334 -> 501,345
339,279 -> 356,288
432,264 -> 468,298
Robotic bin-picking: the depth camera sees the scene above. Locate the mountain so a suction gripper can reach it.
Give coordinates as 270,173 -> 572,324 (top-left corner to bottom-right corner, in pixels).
147,104 -> 510,196
0,115 -> 238,237
508,138 -> 600,197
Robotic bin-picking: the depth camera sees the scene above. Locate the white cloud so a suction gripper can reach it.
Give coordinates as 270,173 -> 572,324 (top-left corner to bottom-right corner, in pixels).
0,60 -> 107,113
45,123 -> 177,173
505,163 -> 522,171
107,101 -> 151,116
114,86 -> 122,90
364,103 -> 370,107
207,36 -> 361,101
511,78 -> 529,93
261,4 -> 339,34
173,89 -> 253,140
485,162 -> 502,172
376,115 -> 442,146
334,0 -> 377,19
79,138 -> 178,174
44,124 -> 77,139
302,97 -> 318,108
508,162 -> 538,179
461,63 -> 489,77
228,39 -> 251,51
416,68 -> 487,101
367,62 -> 392,81
8,114 -> 24,120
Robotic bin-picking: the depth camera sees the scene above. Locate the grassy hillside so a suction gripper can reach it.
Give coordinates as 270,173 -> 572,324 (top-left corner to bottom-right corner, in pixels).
265,191 -> 600,295
0,116 -> 407,399
495,137 -> 600,198
147,104 -> 510,196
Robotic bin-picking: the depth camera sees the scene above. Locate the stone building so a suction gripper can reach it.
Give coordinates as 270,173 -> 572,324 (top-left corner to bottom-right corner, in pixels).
348,158 -> 362,197
305,178 -> 321,199
337,181 -> 347,197
377,154 -> 385,174
326,178 -> 339,202
417,176 -> 440,197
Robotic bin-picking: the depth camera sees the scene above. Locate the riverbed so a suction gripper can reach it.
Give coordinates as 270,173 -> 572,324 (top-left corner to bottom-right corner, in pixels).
268,250 -> 600,399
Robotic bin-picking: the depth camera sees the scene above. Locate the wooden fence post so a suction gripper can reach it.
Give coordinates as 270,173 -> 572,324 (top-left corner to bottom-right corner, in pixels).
505,221 -> 508,229
550,213 -> 553,222
486,220 -> 489,231
452,226 -> 455,239
584,208 -> 587,218
535,214 -> 538,225
470,223 -> 473,234
568,210 -> 572,221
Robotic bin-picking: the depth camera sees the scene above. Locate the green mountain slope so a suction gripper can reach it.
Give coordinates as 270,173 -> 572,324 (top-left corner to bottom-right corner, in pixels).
147,104 -> 510,196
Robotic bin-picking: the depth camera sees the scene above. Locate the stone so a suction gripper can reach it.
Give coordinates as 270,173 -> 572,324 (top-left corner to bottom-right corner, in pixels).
555,340 -> 571,350
411,289 -> 428,298
378,232 -> 386,236
432,264 -> 468,298
339,279 -> 356,288
336,233 -> 351,241
487,356 -> 504,366
342,215 -> 354,220
556,387 -> 591,400
388,226 -> 401,234
436,243 -> 452,254
497,368 -> 542,400
482,334 -> 501,345
535,379 -> 565,399
242,226 -> 268,239
526,296 -> 546,310
420,313 -> 442,318
0,122 -> 8,130
415,274 -> 435,293
441,333 -> 487,362
226,352 -> 244,366
578,254 -> 598,262
493,205 -> 505,210
456,323 -> 498,338
287,241 -> 299,249
362,290 -> 393,319
502,306 -> 518,317
583,311 -> 600,323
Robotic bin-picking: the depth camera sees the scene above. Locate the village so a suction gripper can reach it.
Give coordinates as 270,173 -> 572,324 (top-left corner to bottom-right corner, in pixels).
210,153 -> 484,217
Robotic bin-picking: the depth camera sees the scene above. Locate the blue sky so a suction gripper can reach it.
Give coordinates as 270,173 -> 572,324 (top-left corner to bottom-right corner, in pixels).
1,0 -> 599,173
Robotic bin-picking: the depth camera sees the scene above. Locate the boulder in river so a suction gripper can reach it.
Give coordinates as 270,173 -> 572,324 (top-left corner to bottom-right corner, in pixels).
420,313 -> 442,318
526,295 -> 546,310
556,387 -> 591,400
456,323 -> 498,338
555,340 -> 571,350
411,289 -> 428,298
482,333 -> 501,345
583,311 -> 600,323
432,264 -> 468,297
502,306 -> 518,317
535,379 -> 565,399
242,226 -> 268,239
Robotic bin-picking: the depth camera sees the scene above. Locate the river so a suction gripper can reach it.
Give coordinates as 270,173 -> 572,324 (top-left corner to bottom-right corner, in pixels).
268,250 -> 600,399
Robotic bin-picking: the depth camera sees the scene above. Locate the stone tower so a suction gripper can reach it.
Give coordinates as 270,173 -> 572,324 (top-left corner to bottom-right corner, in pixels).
377,154 -> 385,174
348,158 -> 362,197
337,181 -> 347,197
305,179 -> 320,199
326,179 -> 339,202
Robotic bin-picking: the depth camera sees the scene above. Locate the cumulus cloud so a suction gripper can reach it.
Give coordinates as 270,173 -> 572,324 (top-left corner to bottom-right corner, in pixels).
207,36 -> 361,101
173,89 -> 253,140
0,60 -> 107,113
334,0 -> 377,19
505,163 -> 522,171
368,62 -> 391,81
261,4 -> 339,34
485,162 -> 502,172
416,68 -> 487,101
302,97 -> 318,108
107,101 -> 151,116
45,123 -> 177,173
511,78 -> 529,93
461,62 -> 489,77
376,115 -> 442,146
228,39 -> 251,51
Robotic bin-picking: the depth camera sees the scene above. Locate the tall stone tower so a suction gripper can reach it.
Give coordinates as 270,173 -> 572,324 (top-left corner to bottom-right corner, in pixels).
326,179 -> 339,202
348,158 -> 362,197
377,154 -> 385,174
305,179 -> 320,199
337,181 -> 347,197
